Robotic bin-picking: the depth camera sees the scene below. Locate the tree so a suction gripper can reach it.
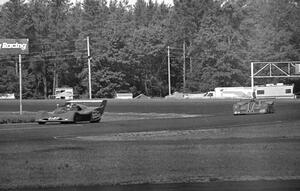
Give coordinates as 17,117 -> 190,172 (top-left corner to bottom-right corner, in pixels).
1,0 -> 299,98
241,0 -> 300,85
0,0 -> 29,96
92,67 -> 128,98
26,0 -> 77,98
127,24 -> 168,96
185,1 -> 248,91
244,0 -> 300,61
0,58 -> 18,94
0,0 -> 27,38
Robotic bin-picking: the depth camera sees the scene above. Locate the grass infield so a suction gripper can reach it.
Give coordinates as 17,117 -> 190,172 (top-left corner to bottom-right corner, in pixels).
0,112 -> 36,124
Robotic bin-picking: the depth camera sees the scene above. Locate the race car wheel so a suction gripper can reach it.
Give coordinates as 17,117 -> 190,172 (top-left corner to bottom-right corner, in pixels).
73,113 -> 80,123
270,107 -> 275,113
90,119 -> 100,123
38,122 -> 46,125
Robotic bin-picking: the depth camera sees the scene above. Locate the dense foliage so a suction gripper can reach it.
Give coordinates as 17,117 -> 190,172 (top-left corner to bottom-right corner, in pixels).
0,0 -> 299,98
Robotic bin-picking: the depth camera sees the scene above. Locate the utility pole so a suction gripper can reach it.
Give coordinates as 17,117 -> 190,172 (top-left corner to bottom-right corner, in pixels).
15,62 -> 18,76
189,57 -> 192,73
168,46 -> 171,96
53,63 -> 57,95
251,62 -> 254,93
19,54 -> 22,115
183,41 -> 186,94
188,42 -> 192,74
87,36 -> 92,99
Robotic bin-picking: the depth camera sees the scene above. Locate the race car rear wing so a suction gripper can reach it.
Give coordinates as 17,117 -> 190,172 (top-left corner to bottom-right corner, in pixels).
98,100 -> 107,115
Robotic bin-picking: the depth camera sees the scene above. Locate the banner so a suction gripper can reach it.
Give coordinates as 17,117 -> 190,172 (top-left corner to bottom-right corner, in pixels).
0,39 -> 29,54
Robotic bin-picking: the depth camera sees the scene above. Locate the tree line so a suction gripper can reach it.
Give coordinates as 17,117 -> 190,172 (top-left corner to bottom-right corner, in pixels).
0,0 -> 299,99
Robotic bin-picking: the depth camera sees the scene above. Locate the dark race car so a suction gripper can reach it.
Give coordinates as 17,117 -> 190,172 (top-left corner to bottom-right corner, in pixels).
233,99 -> 274,115
35,100 -> 107,124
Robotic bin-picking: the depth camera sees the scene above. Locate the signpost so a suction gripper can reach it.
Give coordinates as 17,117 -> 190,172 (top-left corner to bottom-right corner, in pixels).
0,39 -> 29,114
87,37 -> 92,99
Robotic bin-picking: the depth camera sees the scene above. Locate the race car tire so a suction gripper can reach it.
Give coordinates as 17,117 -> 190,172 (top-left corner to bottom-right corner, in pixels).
61,121 -> 72,124
90,119 -> 100,123
270,107 -> 275,113
73,113 -> 80,123
38,122 -> 46,125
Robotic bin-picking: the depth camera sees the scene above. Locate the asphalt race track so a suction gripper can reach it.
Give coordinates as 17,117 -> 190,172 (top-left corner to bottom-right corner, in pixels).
0,99 -> 300,191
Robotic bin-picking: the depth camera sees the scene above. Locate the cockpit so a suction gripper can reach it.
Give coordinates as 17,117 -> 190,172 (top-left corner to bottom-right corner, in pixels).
54,103 -> 82,114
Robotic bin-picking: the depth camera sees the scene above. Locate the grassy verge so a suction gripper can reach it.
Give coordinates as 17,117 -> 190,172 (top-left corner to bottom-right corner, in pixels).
0,112 -> 36,124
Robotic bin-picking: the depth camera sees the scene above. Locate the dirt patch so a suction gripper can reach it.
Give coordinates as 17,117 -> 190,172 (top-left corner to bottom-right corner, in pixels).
64,121 -> 300,142
102,112 -> 210,122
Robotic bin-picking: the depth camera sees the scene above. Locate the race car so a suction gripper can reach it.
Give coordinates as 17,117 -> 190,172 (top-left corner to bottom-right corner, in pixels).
233,99 -> 274,115
35,100 -> 107,124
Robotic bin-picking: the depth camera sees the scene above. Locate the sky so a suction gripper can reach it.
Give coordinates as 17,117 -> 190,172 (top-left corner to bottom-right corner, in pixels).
0,0 -> 174,6
0,0 -> 7,4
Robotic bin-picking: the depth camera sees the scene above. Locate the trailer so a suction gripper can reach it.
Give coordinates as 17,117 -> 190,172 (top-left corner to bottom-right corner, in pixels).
0,93 -> 15,99
255,83 -> 294,99
210,84 -> 294,99
115,90 -> 133,99
214,87 -> 252,99
54,87 -> 73,100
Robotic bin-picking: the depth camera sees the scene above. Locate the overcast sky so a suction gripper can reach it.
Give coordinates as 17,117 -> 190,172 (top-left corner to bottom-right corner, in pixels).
0,0 -> 8,4
0,0 -> 174,6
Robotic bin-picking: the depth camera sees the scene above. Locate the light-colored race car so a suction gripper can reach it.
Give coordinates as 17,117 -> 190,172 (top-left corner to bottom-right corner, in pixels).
233,99 -> 274,115
35,100 -> 107,124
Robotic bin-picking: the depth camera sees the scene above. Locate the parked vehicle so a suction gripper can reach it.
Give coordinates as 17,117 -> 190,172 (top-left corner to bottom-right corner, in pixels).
53,87 -> 73,100
255,84 -> 294,99
0,93 -> 15,99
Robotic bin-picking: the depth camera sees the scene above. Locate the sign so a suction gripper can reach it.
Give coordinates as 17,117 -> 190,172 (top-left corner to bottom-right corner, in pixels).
0,39 -> 29,54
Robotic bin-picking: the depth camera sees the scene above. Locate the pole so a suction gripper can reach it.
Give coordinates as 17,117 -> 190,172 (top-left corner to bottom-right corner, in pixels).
183,41 -> 186,94
167,46 -> 171,96
19,54 -> 22,115
87,36 -> 92,99
16,62 -> 18,75
251,62 -> 254,98
189,57 -> 192,73
53,64 -> 56,95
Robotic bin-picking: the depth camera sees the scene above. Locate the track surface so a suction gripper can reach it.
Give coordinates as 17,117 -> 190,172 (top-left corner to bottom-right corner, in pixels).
0,99 -> 300,190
